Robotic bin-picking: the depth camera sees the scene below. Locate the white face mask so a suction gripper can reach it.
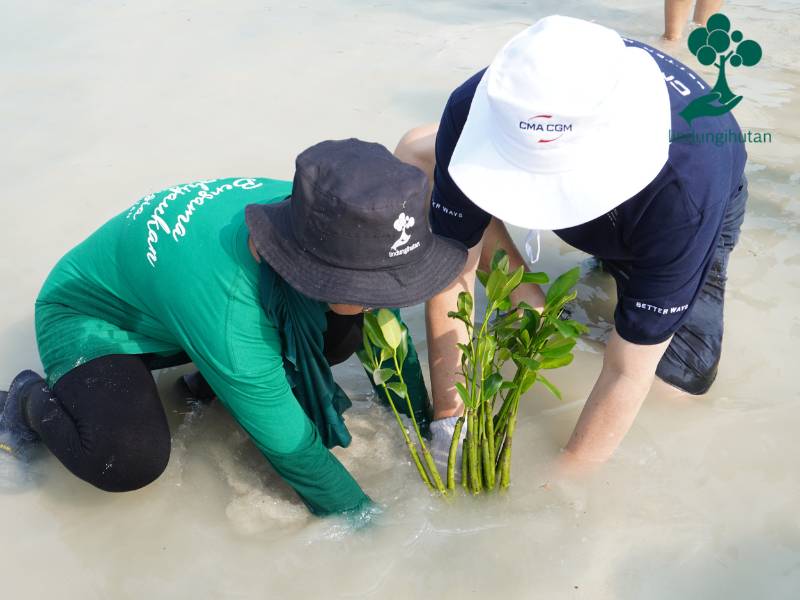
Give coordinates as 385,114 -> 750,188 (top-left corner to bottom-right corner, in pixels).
524,229 -> 541,264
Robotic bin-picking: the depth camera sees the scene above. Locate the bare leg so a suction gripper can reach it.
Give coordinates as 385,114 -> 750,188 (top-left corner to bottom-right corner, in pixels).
664,0 -> 693,40
693,0 -> 723,27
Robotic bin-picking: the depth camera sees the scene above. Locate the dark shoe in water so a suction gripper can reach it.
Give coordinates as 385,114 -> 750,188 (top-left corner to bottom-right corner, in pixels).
0,370 -> 45,455
178,371 -> 216,403
0,426 -> 44,490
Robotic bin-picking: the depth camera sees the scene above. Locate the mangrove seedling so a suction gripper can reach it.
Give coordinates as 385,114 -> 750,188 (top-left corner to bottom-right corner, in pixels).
357,250 -> 586,496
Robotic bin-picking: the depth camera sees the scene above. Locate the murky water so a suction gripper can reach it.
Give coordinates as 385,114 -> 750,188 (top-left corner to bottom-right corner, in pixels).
1,1 -> 798,598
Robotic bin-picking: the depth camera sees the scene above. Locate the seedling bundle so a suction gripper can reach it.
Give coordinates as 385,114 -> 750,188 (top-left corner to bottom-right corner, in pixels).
357,250 -> 586,495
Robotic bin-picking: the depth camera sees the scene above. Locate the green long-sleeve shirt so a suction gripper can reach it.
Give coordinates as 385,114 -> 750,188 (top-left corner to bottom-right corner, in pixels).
36,177 -> 374,515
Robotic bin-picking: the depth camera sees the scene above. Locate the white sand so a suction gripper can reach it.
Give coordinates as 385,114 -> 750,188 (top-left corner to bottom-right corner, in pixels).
1,1 -> 799,598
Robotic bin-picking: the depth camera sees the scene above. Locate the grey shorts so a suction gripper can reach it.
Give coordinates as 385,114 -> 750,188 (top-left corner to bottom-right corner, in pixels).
602,176 -> 748,395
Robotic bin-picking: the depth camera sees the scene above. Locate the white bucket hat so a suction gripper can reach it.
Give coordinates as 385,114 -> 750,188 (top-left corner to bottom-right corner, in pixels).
448,15 -> 671,231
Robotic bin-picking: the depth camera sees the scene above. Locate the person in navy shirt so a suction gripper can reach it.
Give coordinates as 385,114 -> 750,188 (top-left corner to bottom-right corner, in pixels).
395,16 -> 747,474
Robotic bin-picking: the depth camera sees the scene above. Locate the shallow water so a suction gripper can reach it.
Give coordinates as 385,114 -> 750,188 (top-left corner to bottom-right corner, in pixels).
1,1 -> 799,598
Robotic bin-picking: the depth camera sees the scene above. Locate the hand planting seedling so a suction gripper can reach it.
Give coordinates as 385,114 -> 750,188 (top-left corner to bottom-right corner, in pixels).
358,250 -> 586,495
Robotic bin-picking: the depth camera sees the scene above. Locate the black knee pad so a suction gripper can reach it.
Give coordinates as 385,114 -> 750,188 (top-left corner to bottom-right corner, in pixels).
83,431 -> 171,493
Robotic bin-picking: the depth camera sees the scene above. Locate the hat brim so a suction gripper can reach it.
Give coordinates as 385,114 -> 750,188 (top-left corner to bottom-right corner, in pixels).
246,200 -> 468,308
448,46 -> 671,230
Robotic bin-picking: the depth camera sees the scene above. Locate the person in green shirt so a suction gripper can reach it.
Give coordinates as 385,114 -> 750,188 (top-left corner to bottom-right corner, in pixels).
0,139 -> 467,516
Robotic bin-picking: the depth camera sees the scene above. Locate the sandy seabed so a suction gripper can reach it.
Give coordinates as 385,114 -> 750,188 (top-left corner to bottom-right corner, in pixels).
1,1 -> 799,598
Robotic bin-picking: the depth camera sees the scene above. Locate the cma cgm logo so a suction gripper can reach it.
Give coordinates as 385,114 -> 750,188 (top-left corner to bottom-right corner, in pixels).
519,115 -> 573,143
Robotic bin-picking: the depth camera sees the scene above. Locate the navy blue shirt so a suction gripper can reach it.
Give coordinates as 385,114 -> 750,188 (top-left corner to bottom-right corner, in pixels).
431,38 -> 747,345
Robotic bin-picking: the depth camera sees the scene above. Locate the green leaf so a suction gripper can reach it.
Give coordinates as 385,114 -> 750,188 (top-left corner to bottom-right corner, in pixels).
554,318 -> 588,338
490,310 -> 521,332
482,373 -> 504,399
539,337 -> 576,358
481,336 -> 497,370
379,345 -> 392,365
553,318 -> 579,338
490,249 -> 509,273
356,348 -> 373,370
376,308 -> 403,349
457,291 -> 473,316
372,368 -> 395,386
455,382 -> 473,408
521,272 -> 549,285
537,323 -> 557,341
519,370 -> 538,394
520,308 -> 540,334
476,269 -> 489,287
500,265 -> 525,299
545,266 -> 581,306
496,347 -> 512,363
496,298 -> 512,312
536,374 -> 562,401
360,328 -> 375,364
386,381 -> 408,398
486,269 -> 508,304
540,354 -> 574,370
568,320 -> 589,334
554,290 -> 578,310
447,310 -> 471,329
513,355 -> 541,372
396,328 -> 409,368
363,312 -> 389,350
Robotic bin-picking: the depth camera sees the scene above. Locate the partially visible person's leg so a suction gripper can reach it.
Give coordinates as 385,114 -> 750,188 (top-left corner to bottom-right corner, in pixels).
664,0 -> 694,40
599,178 -> 747,395
693,0 -> 724,27
656,177 -> 748,394
25,354 -> 172,491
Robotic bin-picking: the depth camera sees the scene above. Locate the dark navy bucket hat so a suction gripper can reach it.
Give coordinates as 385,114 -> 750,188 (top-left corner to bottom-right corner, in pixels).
245,138 -> 467,307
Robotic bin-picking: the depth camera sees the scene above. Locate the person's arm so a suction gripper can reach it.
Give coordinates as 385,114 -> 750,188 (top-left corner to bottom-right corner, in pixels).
559,330 -> 671,470
395,125 -> 544,417
425,219 -> 547,419
393,123 -> 438,184
198,294 -> 370,516
425,240 -> 481,418
216,363 -> 370,516
396,123 -> 471,419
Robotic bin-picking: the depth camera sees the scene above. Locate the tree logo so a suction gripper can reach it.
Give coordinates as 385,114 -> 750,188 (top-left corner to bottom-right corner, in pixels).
680,12 -> 762,124
390,212 -> 415,252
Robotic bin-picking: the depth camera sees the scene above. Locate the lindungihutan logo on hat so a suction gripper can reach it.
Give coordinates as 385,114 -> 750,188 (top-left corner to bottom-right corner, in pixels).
390,212 -> 420,257
449,15 -> 671,231
245,138 -> 467,308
